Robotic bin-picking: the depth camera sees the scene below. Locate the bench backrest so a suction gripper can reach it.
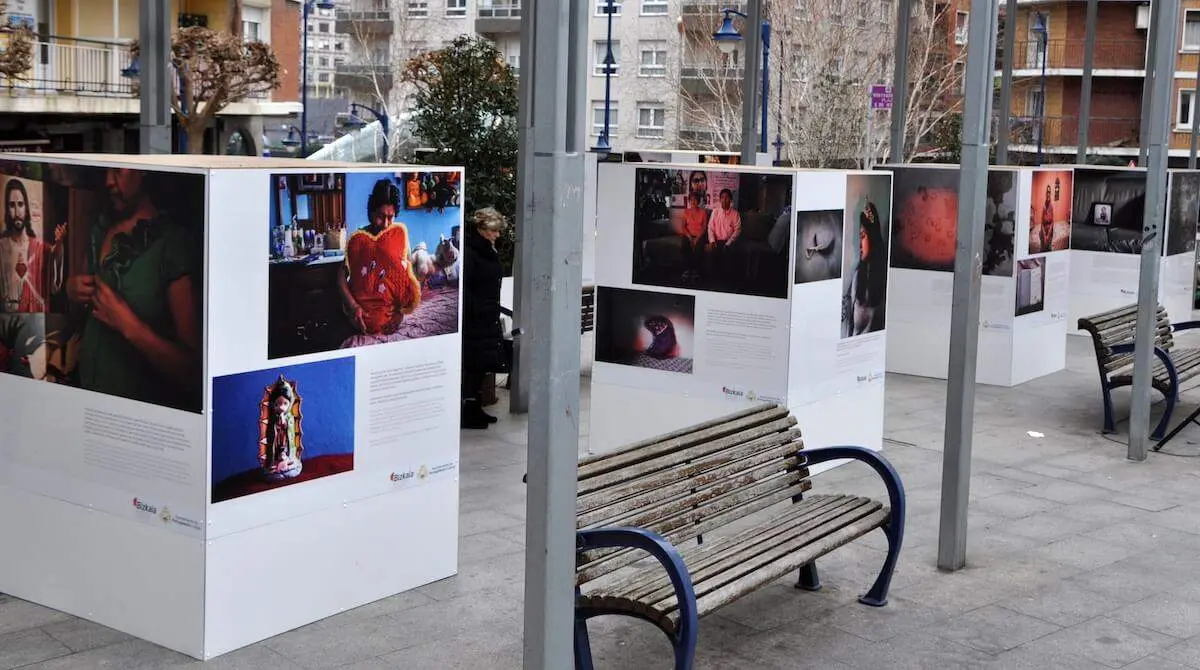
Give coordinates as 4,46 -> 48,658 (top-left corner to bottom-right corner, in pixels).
581,285 -> 596,334
1077,303 -> 1174,376
575,404 -> 808,584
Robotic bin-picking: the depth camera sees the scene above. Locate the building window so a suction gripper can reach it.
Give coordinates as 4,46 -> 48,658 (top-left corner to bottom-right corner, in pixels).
641,0 -> 667,15
446,0 -> 467,16
1179,90 -> 1196,128
954,61 -> 964,93
318,22 -> 330,33
242,20 -> 261,41
638,41 -> 667,76
594,40 -> 619,76
319,56 -> 329,67
1185,11 -> 1200,51
334,41 -> 345,52
595,0 -> 622,16
878,0 -> 889,22
955,11 -> 968,44
318,73 -> 330,83
592,101 -> 618,137
1025,89 -> 1044,118
636,103 -> 665,138
408,0 -> 429,18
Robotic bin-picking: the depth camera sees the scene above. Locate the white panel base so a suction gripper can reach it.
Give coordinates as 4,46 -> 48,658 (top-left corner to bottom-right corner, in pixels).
1068,250 -> 1195,327
0,485 -> 206,658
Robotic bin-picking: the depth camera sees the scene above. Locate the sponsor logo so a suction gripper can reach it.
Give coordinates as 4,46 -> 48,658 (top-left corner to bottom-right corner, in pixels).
721,386 -> 745,399
159,506 -> 173,524
431,461 -> 458,476
868,371 -> 885,382
418,465 -> 429,480
132,498 -> 157,515
1120,289 -> 1135,296
856,374 -> 867,383
390,471 -> 415,483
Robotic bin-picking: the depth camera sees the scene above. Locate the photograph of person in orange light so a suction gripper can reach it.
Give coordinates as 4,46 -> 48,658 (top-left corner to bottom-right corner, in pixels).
1028,169 -> 1072,253
338,178 -> 423,338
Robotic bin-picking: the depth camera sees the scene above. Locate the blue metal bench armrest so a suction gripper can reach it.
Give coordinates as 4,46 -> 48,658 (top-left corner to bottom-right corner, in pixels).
1109,343 -> 1177,387
801,446 -> 906,538
1173,320 -> 1200,332
575,527 -> 699,645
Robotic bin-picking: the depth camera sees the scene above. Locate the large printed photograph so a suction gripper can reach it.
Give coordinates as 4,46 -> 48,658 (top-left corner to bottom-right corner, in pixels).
794,209 -> 843,284
595,286 -> 696,375
1028,169 -> 1073,254
631,167 -> 792,299
0,160 -> 205,413
889,167 -> 1015,277
1070,168 -> 1146,254
842,173 -> 892,338
1167,171 -> 1200,257
267,171 -> 462,359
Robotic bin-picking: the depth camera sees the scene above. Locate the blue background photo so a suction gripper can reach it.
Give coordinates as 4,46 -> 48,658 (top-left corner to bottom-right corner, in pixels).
211,356 -> 356,487
345,171 -> 460,253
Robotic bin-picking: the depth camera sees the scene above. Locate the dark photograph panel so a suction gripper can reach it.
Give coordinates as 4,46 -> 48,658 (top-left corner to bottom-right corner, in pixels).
595,286 -> 696,375
794,209 -> 843,284
631,168 -> 792,299
1070,168 -> 1147,254
1168,171 -> 1200,257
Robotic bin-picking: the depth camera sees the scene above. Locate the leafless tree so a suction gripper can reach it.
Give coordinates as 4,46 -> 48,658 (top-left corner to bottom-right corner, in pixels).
894,0 -> 967,161
0,0 -> 36,83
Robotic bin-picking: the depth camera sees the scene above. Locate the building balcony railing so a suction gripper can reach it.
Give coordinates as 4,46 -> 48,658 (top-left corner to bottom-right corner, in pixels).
0,35 -> 136,97
681,1 -> 744,16
1010,39 -> 1145,72
477,1 -> 520,19
1006,115 -> 1140,148
335,63 -> 393,91
335,9 -> 393,34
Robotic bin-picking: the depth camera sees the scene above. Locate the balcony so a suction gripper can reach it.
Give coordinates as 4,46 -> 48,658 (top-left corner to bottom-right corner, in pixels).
335,9 -> 393,35
1006,116 -> 1140,151
679,66 -> 744,95
476,1 -> 520,34
682,1 -> 744,16
2,36 -> 136,98
1008,40 -> 1145,73
335,63 -> 393,92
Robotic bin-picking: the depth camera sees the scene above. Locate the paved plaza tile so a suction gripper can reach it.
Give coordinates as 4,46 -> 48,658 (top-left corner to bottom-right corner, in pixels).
5,337 -> 1200,668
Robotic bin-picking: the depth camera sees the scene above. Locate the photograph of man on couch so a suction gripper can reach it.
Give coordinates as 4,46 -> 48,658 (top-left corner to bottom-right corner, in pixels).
631,167 -> 792,299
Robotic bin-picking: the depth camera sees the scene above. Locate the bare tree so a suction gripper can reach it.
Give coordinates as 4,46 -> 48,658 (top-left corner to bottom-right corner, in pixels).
675,6 -> 747,153
0,0 -> 36,83
895,0 -> 966,161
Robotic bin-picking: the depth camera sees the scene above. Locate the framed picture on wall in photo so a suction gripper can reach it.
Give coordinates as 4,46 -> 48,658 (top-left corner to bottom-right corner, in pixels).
1092,202 -> 1113,227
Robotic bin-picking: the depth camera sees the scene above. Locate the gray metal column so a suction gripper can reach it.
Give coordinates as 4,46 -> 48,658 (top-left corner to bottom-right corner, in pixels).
138,0 -> 172,154
520,0 -> 586,666
740,0 -> 763,164
510,0 -> 537,415
937,0 -> 999,572
1076,0 -> 1099,163
1129,0 -> 1181,460
1190,52 -> 1200,169
890,0 -> 912,161
996,0 -> 1017,165
1139,2 -> 1160,166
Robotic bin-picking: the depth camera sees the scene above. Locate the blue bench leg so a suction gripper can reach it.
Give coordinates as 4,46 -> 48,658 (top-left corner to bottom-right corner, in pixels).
574,615 -> 594,670
1152,386 -> 1177,441
1101,383 -> 1117,434
860,518 -> 902,608
796,562 -> 821,591
671,621 -> 697,670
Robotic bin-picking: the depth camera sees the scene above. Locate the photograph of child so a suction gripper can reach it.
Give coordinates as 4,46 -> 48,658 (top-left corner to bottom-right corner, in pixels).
267,171 -> 461,359
632,167 -> 792,299
842,173 -> 892,338
0,160 -> 206,414
595,286 -> 696,374
211,357 -> 355,504
1028,169 -> 1073,254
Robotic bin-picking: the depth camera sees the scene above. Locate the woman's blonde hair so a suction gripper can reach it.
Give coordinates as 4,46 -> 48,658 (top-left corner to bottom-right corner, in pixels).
472,207 -> 508,233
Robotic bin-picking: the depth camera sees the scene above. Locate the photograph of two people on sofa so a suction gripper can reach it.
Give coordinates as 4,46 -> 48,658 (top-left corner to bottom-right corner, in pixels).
631,168 -> 792,299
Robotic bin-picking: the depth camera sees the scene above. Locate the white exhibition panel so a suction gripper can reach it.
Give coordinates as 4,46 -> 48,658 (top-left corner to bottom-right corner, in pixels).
590,163 -> 888,458
0,157 -> 462,660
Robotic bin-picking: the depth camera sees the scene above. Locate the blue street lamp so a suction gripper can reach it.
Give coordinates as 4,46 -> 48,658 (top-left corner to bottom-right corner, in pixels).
713,8 -> 770,154
595,0 -> 617,154
302,1 -> 337,157
1032,11 -> 1049,166
281,124 -> 313,150
122,55 -> 189,153
346,102 -> 390,160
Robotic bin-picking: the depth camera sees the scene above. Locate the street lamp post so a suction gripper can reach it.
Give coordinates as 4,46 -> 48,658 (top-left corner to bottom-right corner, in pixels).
301,1 -> 336,157
772,36 -> 785,165
1032,11 -> 1049,166
595,0 -> 616,153
713,7 -> 770,158
346,102 -> 390,160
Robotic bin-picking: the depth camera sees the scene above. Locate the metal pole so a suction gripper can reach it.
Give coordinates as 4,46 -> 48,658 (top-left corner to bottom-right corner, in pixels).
1076,0 -> 1098,164
937,0 -> 998,572
1129,0 -> 1181,461
301,1 -> 310,157
510,0 -> 537,415
381,114 -> 389,161
1036,20 -> 1047,166
138,0 -> 171,154
521,0 -> 585,666
890,0 -> 911,161
1139,2 -> 1159,166
596,0 -> 615,152
1190,51 -> 1200,169
760,21 -> 770,154
864,91 -> 872,168
774,34 -> 784,164
995,0 -> 1016,165
740,0 -> 763,164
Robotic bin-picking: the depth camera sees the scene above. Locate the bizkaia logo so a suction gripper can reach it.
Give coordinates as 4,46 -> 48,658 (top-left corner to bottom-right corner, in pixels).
721,386 -> 745,399
132,498 -> 158,515
390,471 -> 415,483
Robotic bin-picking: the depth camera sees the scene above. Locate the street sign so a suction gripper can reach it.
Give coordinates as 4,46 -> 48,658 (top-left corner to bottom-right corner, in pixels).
870,85 -> 893,110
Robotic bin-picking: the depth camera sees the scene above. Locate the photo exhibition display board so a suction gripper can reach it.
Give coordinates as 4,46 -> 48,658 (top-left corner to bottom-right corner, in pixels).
1067,167 -> 1198,328
0,155 -> 463,659
877,164 -> 1069,386
590,162 -> 888,459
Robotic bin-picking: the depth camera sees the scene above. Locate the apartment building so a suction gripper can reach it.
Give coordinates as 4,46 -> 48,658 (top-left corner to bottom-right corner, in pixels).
1001,0 -> 1200,164
0,0 -> 302,155
304,0 -> 349,99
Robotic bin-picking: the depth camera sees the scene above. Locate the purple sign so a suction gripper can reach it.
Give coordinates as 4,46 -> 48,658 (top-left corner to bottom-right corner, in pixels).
870,85 -> 893,110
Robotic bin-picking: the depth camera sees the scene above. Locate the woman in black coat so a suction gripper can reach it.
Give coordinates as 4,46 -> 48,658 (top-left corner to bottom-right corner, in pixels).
461,207 -> 507,429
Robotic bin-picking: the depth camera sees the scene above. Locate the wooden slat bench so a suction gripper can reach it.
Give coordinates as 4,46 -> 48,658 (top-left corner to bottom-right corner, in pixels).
581,285 -> 596,334
573,404 -> 905,670
1078,303 -> 1200,439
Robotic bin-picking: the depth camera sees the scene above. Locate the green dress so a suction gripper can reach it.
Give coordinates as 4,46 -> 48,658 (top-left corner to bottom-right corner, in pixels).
77,213 -> 202,412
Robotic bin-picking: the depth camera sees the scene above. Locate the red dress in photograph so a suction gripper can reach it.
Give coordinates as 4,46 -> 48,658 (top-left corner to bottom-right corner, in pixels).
345,224 -> 422,334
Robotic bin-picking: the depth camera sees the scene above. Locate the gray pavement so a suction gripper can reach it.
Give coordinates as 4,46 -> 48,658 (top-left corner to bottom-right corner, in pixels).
7,336 -> 1200,668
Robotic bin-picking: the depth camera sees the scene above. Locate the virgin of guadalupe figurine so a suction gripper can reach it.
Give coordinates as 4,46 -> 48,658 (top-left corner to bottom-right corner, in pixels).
258,375 -> 304,481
